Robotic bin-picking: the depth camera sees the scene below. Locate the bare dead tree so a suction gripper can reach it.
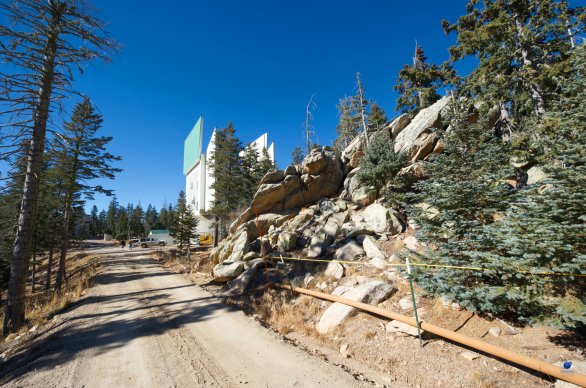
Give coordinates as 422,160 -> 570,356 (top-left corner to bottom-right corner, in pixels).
0,0 -> 117,335
355,72 -> 369,145
304,93 -> 316,154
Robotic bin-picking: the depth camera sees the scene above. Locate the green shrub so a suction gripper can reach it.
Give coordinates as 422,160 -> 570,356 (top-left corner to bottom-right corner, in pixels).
357,133 -> 408,207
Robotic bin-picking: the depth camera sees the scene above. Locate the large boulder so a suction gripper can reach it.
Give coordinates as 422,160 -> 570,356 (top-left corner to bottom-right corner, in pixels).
316,280 -> 395,333
527,166 -> 547,185
212,212 -> 295,265
324,260 -> 345,279
341,135 -> 366,169
277,231 -> 297,252
351,186 -> 376,207
409,132 -> 439,162
362,235 -> 385,261
226,230 -> 250,262
362,203 -> 405,234
394,97 -> 449,161
334,240 -> 365,261
213,261 -> 245,282
260,169 -> 284,184
398,162 -> 426,183
287,208 -> 315,231
241,212 -> 296,241
308,232 -> 328,258
224,267 -> 257,295
387,113 -> 412,138
230,147 -> 344,233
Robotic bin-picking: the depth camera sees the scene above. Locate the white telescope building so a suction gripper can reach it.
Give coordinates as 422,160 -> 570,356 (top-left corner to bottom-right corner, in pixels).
183,117 -> 275,234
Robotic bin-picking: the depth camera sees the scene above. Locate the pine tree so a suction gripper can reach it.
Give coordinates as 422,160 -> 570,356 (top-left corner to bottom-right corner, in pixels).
291,146 -> 305,165
367,102 -> 388,133
240,143 -> 260,205
129,203 -> 145,238
89,205 -> 99,238
208,123 -> 244,238
50,99 -> 120,289
358,133 -> 408,207
443,0 -> 584,125
158,206 -> 170,230
258,147 -> 276,176
1,0 -> 117,334
335,73 -> 371,151
409,97 -> 515,319
335,97 -> 360,151
477,44 -> 586,327
105,197 -> 119,235
169,191 -> 199,255
98,210 -> 107,236
145,205 -> 158,234
394,44 -> 452,115
114,207 -> 129,241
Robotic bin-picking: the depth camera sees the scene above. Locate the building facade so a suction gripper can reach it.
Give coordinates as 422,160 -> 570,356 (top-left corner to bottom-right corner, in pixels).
183,117 -> 274,234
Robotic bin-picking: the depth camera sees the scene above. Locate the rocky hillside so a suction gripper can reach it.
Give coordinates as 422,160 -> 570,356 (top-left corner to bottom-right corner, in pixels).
210,97 -> 453,291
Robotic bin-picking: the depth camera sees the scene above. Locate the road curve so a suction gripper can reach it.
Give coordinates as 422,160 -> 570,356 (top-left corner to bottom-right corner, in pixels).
1,248 -> 368,388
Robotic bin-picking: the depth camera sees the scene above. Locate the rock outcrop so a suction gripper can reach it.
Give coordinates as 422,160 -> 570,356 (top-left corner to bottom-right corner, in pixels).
210,97 -> 459,284
229,147 -> 344,234
394,97 -> 450,163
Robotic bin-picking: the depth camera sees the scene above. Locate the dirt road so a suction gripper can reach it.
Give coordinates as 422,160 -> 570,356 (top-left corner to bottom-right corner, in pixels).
1,247 -> 369,387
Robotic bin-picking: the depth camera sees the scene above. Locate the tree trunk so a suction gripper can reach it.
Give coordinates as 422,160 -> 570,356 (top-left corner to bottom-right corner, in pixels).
55,202 -> 71,290
514,16 -> 546,119
3,5 -> 62,336
46,246 -> 53,290
213,218 -> 219,248
31,250 -> 36,294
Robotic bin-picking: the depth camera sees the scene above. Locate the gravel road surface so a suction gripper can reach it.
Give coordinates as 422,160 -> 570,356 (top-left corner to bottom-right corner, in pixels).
1,248 -> 368,387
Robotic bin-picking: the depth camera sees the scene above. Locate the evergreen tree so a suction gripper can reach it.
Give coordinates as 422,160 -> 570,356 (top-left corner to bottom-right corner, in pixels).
443,0 -> 584,125
240,143 -> 260,205
98,210 -> 107,236
145,205 -> 158,234
169,191 -> 199,255
335,73 -> 371,151
477,44 -> 586,327
114,207 -> 129,241
104,197 -> 119,235
208,123 -> 244,237
394,44 -> 452,115
1,0 -> 117,334
335,97 -> 361,151
258,147 -> 276,176
409,97 -> 519,320
129,203 -> 145,238
158,206 -> 170,229
358,134 -> 408,207
89,205 -> 100,237
291,146 -> 305,165
51,99 -> 120,289
367,102 -> 389,133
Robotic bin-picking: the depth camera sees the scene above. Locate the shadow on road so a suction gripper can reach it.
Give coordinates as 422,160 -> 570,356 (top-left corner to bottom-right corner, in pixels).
0,250 -> 232,383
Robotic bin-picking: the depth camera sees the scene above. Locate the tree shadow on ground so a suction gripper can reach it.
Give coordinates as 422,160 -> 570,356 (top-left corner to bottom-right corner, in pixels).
0,253 -> 236,383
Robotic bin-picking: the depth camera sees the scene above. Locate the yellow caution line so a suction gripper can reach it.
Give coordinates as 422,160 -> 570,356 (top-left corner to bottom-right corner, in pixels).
264,255 -> 586,278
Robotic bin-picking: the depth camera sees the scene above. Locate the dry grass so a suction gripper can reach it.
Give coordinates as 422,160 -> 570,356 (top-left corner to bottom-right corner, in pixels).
3,259 -> 101,341
156,249 -> 213,277
249,290 -> 322,337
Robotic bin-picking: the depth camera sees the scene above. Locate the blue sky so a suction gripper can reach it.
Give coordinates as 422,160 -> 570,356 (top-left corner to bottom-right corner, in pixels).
76,0 -> 471,212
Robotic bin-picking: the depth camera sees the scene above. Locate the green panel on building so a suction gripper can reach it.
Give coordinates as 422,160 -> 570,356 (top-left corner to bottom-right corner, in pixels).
183,116 -> 203,175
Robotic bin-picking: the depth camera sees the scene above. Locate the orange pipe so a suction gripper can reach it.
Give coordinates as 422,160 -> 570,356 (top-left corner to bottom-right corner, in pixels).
274,283 -> 586,387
